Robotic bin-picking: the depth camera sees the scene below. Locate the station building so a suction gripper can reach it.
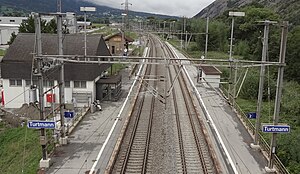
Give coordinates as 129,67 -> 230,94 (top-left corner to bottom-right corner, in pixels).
0,33 -> 122,108
104,32 -> 134,56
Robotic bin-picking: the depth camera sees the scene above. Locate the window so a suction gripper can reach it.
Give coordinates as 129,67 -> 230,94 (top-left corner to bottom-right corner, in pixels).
9,20 -> 15,23
112,46 -> 115,54
25,80 -> 38,87
9,79 -> 22,87
43,80 -> 54,87
74,81 -> 86,88
65,81 -> 70,88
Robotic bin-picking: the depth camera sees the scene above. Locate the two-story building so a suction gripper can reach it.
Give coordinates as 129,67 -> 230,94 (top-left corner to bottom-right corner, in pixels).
104,32 -> 134,56
0,33 -> 111,108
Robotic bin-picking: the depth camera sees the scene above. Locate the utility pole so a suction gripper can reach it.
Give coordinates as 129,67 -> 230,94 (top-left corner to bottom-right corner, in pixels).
228,11 -> 245,104
57,14 -> 67,144
121,0 -> 132,30
80,7 -> 96,60
266,21 -> 288,172
184,17 -> 188,49
205,17 -> 209,58
228,16 -> 235,103
57,0 -> 61,13
34,13 -> 50,168
163,21 -> 166,40
252,20 -> 277,148
84,11 -> 87,59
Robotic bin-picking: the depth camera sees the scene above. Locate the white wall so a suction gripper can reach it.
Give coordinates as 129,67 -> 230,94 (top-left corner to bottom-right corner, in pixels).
2,79 -> 26,108
2,79 -> 95,108
0,17 -> 27,25
202,73 -> 221,88
0,28 -> 19,44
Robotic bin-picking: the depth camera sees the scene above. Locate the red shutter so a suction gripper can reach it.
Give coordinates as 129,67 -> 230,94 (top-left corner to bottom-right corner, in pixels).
46,94 -> 55,103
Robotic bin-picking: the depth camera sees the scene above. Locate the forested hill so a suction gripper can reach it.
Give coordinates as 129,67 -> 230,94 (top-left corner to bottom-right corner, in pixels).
0,0 -> 174,19
194,0 -> 300,25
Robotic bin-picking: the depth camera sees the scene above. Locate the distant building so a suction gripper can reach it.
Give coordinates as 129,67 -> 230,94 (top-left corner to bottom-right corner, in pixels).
0,33 -> 112,108
77,21 -> 92,31
0,16 -> 27,44
42,12 -> 77,34
0,13 -> 78,45
104,32 -> 134,56
198,66 -> 222,88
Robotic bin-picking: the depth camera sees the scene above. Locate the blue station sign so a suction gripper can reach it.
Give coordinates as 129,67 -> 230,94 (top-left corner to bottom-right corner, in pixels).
247,112 -> 257,119
27,120 -> 56,129
64,111 -> 74,118
262,125 -> 290,133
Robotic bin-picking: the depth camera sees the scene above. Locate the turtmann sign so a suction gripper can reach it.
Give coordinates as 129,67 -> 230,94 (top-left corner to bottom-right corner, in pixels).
262,125 -> 290,133
27,120 -> 56,129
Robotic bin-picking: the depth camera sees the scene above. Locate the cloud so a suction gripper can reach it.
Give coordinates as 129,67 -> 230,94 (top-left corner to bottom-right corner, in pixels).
86,0 -> 214,17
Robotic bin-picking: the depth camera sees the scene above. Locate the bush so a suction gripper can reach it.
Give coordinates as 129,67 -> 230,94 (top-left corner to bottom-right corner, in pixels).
239,68 -> 276,100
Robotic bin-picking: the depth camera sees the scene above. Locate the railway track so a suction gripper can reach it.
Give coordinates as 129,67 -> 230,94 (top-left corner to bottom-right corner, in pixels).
109,37 -> 159,174
106,34 -> 219,174
159,36 -> 218,174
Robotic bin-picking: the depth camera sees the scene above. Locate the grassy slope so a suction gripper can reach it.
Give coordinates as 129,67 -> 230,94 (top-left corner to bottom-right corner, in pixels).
0,49 -> 6,56
0,123 -> 41,174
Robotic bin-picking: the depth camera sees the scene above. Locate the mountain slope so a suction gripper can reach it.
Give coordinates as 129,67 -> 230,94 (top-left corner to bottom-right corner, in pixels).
0,0 -> 174,19
194,0 -> 300,24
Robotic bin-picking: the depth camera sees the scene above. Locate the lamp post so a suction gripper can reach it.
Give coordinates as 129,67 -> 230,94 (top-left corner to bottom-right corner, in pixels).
80,7 -> 96,60
228,11 -> 245,104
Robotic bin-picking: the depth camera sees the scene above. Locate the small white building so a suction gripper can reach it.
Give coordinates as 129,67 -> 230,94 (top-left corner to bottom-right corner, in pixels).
0,33 -> 111,108
0,13 -> 78,45
0,17 -> 28,44
0,16 -> 28,25
198,66 -> 222,88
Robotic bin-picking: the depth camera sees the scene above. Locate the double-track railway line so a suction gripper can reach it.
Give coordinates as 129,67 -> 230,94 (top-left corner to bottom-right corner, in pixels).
106,34 -> 219,174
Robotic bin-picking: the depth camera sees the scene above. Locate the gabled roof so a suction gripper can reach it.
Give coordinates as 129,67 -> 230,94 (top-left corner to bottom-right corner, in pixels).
2,33 -> 110,62
104,32 -> 134,42
200,66 -> 222,75
1,33 -> 111,81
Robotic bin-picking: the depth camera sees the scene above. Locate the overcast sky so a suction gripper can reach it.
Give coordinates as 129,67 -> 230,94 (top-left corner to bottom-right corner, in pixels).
87,0 -> 215,17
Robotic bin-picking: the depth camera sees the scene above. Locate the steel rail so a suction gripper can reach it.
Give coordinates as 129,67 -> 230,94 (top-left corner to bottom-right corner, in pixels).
118,37 -> 156,174
162,43 -> 188,174
162,35 -> 218,174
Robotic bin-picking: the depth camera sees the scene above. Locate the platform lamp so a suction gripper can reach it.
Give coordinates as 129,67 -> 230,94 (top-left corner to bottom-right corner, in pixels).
80,7 -> 96,59
228,11 -> 245,104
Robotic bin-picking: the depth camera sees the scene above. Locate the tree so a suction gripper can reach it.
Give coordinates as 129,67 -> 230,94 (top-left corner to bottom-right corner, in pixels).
44,19 -> 57,34
192,19 -> 229,53
7,32 -> 17,45
234,6 -> 280,60
7,16 -> 62,45
19,16 -> 57,33
286,26 -> 300,83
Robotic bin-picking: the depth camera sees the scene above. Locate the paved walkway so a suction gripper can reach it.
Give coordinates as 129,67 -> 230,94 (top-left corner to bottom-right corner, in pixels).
47,69 -> 133,174
170,44 -> 268,174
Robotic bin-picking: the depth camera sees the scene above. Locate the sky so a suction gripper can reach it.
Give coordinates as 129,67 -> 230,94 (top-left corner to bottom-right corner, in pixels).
87,0 -> 215,17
